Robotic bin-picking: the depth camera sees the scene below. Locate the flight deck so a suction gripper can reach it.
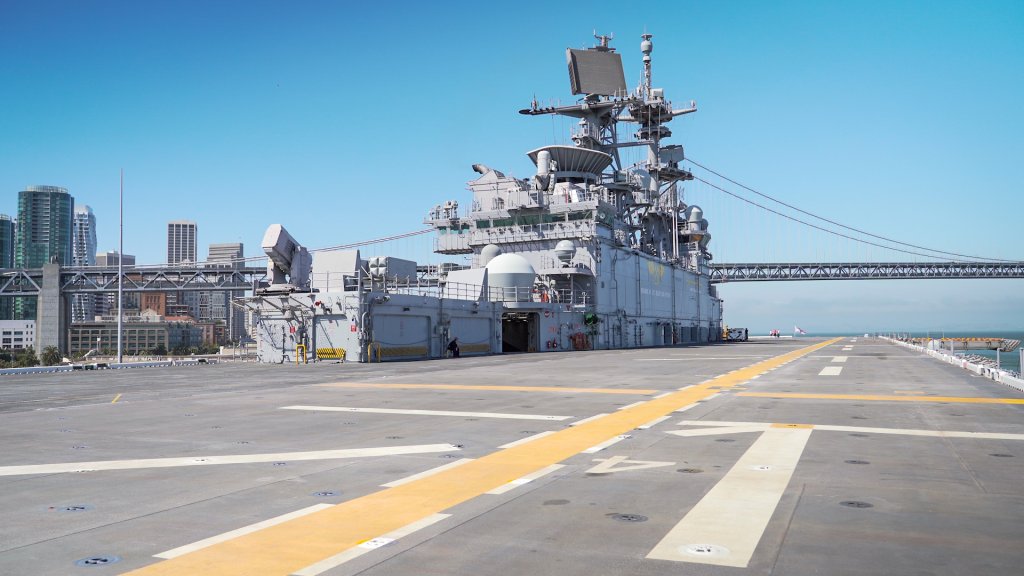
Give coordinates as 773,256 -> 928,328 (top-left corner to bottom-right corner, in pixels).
1,337 -> 1022,575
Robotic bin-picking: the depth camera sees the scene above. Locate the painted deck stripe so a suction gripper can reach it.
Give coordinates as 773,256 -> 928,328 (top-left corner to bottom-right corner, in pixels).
617,401 -> 646,411
636,416 -> 671,430
290,513 -> 452,576
813,424 -> 1024,440
647,426 -> 813,567
832,356 -> 847,363
0,444 -> 461,477
569,413 -> 609,426
124,338 -> 841,576
315,383 -> 659,395
674,405 -> 697,413
738,392 -> 1024,404
281,406 -> 571,421
634,354 -> 770,358
498,431 -> 556,449
653,391 -> 674,399
679,420 -> 1024,441
485,464 -> 565,495
156,505 -> 334,559
381,458 -> 475,488
818,366 -> 843,376
582,435 -> 631,453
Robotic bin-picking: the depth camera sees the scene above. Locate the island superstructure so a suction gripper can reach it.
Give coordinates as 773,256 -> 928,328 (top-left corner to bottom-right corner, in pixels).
248,33 -> 723,363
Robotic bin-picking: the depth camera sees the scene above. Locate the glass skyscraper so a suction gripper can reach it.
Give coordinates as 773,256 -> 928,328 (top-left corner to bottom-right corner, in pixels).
72,205 -> 97,322
14,185 -> 74,319
0,214 -> 16,319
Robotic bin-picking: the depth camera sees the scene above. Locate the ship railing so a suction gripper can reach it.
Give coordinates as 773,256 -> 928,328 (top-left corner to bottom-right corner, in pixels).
472,220 -> 594,244
368,279 -> 590,307
486,286 -> 591,307
363,279 -> 479,301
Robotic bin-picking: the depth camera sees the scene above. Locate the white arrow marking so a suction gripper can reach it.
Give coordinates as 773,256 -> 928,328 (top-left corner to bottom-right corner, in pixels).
586,455 -> 676,475
666,425 -> 770,438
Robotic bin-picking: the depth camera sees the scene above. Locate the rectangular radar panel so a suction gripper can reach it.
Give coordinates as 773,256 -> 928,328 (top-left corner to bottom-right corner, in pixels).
567,48 -> 627,96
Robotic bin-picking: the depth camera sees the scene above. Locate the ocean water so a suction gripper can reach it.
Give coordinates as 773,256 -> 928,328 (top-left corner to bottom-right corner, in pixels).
796,330 -> 1023,374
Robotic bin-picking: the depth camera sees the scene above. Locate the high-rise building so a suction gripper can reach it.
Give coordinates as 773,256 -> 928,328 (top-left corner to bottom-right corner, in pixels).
94,251 -> 137,318
206,242 -> 245,342
167,221 -> 197,265
14,185 -> 74,319
0,215 -> 15,268
0,215 -> 16,320
71,205 -> 98,322
166,221 -> 198,318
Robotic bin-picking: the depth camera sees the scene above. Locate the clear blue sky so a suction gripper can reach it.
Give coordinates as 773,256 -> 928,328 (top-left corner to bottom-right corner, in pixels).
1,0 -> 1021,333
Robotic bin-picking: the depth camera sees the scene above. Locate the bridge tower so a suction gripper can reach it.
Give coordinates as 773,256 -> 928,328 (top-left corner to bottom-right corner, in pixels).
36,262 -> 69,356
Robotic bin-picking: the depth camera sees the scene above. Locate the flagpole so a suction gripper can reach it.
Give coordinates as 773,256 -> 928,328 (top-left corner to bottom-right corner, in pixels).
117,169 -> 123,364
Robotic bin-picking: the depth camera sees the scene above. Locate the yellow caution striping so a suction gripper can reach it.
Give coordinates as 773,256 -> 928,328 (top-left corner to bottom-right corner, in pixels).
738,392 -> 1024,404
125,338 -> 842,576
379,346 -> 428,358
459,343 -> 491,354
315,348 -> 346,360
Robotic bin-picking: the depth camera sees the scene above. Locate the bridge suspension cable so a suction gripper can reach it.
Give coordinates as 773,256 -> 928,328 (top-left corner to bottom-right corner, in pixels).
112,228 -> 437,270
685,158 -> 1014,263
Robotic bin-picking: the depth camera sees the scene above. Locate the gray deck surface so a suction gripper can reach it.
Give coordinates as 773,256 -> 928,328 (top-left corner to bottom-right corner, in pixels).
1,337 -> 1022,575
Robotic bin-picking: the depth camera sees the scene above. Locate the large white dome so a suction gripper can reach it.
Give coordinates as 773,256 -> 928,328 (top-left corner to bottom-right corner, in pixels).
485,253 -> 536,301
479,244 -> 503,266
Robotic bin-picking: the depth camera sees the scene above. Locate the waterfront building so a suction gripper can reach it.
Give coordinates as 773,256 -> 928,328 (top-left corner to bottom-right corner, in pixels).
0,320 -> 35,350
71,205 -> 97,322
14,185 -> 74,319
68,317 -> 202,356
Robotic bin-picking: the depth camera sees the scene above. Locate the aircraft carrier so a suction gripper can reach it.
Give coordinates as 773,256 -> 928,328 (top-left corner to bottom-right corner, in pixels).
1,336 -> 1022,575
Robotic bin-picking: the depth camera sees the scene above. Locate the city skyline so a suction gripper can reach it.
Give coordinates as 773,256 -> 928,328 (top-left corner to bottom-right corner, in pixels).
1,1 -> 1021,332
0,196 -> 247,267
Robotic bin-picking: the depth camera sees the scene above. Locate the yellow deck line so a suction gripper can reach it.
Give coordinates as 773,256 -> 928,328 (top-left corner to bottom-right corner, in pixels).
126,338 -> 841,576
738,392 -> 1024,404
315,383 -> 661,395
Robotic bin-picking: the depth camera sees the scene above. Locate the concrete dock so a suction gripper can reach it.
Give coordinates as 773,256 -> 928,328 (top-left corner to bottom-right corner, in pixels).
1,337 -> 1022,575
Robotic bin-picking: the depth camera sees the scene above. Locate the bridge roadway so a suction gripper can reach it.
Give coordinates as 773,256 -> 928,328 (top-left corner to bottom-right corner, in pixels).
709,261 -> 1024,282
1,337 -> 1022,575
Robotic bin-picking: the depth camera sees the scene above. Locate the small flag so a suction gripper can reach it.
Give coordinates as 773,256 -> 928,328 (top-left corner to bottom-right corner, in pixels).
794,325 -> 807,335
